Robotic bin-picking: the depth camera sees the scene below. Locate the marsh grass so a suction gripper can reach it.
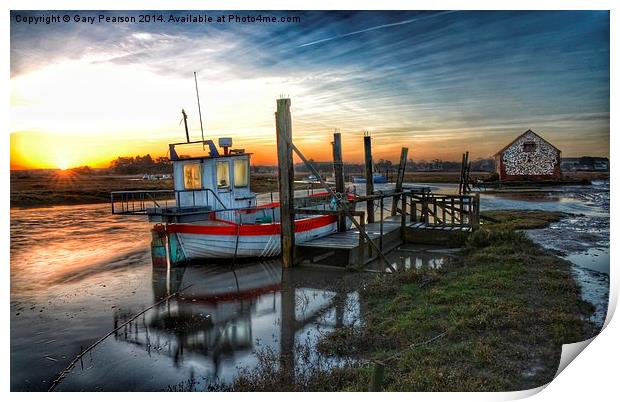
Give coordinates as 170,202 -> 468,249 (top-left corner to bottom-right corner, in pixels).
480,209 -> 567,230
10,173 -> 174,208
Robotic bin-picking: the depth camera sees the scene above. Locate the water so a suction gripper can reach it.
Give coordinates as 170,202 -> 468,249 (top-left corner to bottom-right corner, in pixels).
10,181 -> 609,390
10,204 -> 371,391
52,263 -> 368,391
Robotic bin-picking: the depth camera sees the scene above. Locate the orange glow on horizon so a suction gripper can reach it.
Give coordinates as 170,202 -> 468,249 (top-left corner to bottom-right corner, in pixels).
10,129 -> 500,171
10,60 -> 608,171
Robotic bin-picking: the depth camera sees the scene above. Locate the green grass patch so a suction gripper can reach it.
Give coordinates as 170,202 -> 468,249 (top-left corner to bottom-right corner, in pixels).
481,209 -> 566,230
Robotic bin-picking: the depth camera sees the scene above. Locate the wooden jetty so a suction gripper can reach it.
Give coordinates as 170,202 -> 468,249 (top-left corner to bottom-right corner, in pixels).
274,97 -> 480,271
294,190 -> 479,270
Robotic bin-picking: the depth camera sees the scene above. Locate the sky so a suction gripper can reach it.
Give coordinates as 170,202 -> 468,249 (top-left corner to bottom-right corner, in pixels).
10,10 -> 610,169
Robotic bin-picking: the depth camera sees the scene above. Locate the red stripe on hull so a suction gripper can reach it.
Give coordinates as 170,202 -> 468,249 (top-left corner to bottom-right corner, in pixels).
167,214 -> 337,236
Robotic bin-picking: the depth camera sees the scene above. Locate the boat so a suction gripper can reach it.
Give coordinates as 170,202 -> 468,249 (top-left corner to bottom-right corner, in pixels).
352,172 -> 387,184
112,137 -> 348,264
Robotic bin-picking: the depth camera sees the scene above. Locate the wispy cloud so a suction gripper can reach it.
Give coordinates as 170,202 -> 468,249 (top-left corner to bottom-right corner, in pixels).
298,10 -> 459,48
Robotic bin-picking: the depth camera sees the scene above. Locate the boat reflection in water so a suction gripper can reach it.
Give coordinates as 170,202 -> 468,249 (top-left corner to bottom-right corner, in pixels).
55,256 -> 367,391
135,260 -> 282,376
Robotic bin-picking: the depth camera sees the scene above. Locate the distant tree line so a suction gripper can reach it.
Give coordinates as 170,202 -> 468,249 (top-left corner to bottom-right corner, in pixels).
408,158 -> 495,172
109,154 -> 172,174
292,158 -> 495,174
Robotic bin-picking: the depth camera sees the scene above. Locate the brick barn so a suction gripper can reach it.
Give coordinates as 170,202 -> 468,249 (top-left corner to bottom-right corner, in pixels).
494,129 -> 562,181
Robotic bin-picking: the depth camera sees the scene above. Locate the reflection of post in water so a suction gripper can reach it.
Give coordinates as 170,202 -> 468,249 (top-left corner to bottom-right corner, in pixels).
334,291 -> 345,328
280,269 -> 296,380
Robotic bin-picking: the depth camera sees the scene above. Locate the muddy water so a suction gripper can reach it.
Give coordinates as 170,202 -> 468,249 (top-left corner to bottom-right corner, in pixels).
53,263 -> 369,391
483,181 -> 610,329
10,181 -> 609,391
10,203 -> 374,391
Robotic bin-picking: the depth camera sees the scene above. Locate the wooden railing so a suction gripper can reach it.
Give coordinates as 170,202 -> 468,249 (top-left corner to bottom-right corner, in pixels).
405,192 -> 480,228
110,190 -> 175,215
110,188 -> 228,215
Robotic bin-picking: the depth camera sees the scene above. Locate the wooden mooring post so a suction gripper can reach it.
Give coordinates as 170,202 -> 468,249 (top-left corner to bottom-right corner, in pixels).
364,132 -> 375,223
459,151 -> 471,195
275,98 -> 295,268
371,360 -> 385,391
391,147 -> 408,216
332,131 -> 346,232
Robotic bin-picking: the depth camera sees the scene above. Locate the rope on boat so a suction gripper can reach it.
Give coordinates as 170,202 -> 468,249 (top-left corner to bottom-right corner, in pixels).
47,284 -> 193,392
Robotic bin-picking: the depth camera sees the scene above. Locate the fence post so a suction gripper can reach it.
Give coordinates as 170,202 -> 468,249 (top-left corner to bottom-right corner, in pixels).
379,195 -> 384,251
392,147 -> 408,215
364,133 -> 375,223
332,131 -> 346,231
358,212 -> 366,269
441,198 -> 446,224
371,361 -> 385,392
473,193 -> 480,229
400,193 -> 407,237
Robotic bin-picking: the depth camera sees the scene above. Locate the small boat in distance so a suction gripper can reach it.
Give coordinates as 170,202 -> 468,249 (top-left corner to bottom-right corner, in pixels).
111,137 -> 348,265
352,172 -> 387,184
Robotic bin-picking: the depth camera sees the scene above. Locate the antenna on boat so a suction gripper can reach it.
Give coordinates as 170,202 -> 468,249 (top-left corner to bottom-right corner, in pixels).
181,109 -> 190,143
194,71 -> 206,147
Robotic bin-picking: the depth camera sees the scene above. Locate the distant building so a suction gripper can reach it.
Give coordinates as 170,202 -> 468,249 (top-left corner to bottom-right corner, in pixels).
494,129 -> 562,181
561,156 -> 609,172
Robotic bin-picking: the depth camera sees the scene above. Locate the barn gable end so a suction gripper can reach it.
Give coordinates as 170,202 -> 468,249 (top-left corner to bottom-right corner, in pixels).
494,130 -> 561,181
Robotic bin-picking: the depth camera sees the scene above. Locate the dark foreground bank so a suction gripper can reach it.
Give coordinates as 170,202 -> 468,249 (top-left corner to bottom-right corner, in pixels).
210,211 -> 595,391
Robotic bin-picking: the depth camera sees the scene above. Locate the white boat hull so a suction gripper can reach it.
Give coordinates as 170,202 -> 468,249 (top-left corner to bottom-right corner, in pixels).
167,215 -> 337,260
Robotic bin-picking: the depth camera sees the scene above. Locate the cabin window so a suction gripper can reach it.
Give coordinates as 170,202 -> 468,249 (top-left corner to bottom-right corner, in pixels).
216,161 -> 230,189
183,163 -> 202,190
234,159 -> 249,187
523,142 -> 536,153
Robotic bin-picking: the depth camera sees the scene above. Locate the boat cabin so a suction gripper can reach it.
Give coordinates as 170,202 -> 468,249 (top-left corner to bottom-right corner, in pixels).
110,137 -> 277,224
170,138 -> 255,215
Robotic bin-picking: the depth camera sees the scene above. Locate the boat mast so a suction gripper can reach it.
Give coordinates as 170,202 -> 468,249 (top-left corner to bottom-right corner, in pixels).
194,72 -> 205,145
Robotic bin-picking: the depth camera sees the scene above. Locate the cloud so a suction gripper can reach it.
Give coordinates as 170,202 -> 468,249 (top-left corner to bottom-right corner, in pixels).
297,10 -> 459,48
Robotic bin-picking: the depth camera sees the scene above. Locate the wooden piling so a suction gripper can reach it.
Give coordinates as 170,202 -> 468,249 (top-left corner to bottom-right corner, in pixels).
391,147 -> 408,215
379,195 -> 384,251
459,151 -> 471,195
358,211 -> 366,270
371,361 -> 385,392
458,152 -> 465,195
332,131 -> 346,231
400,192 -> 407,237
363,133 -> 375,223
275,98 -> 295,268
